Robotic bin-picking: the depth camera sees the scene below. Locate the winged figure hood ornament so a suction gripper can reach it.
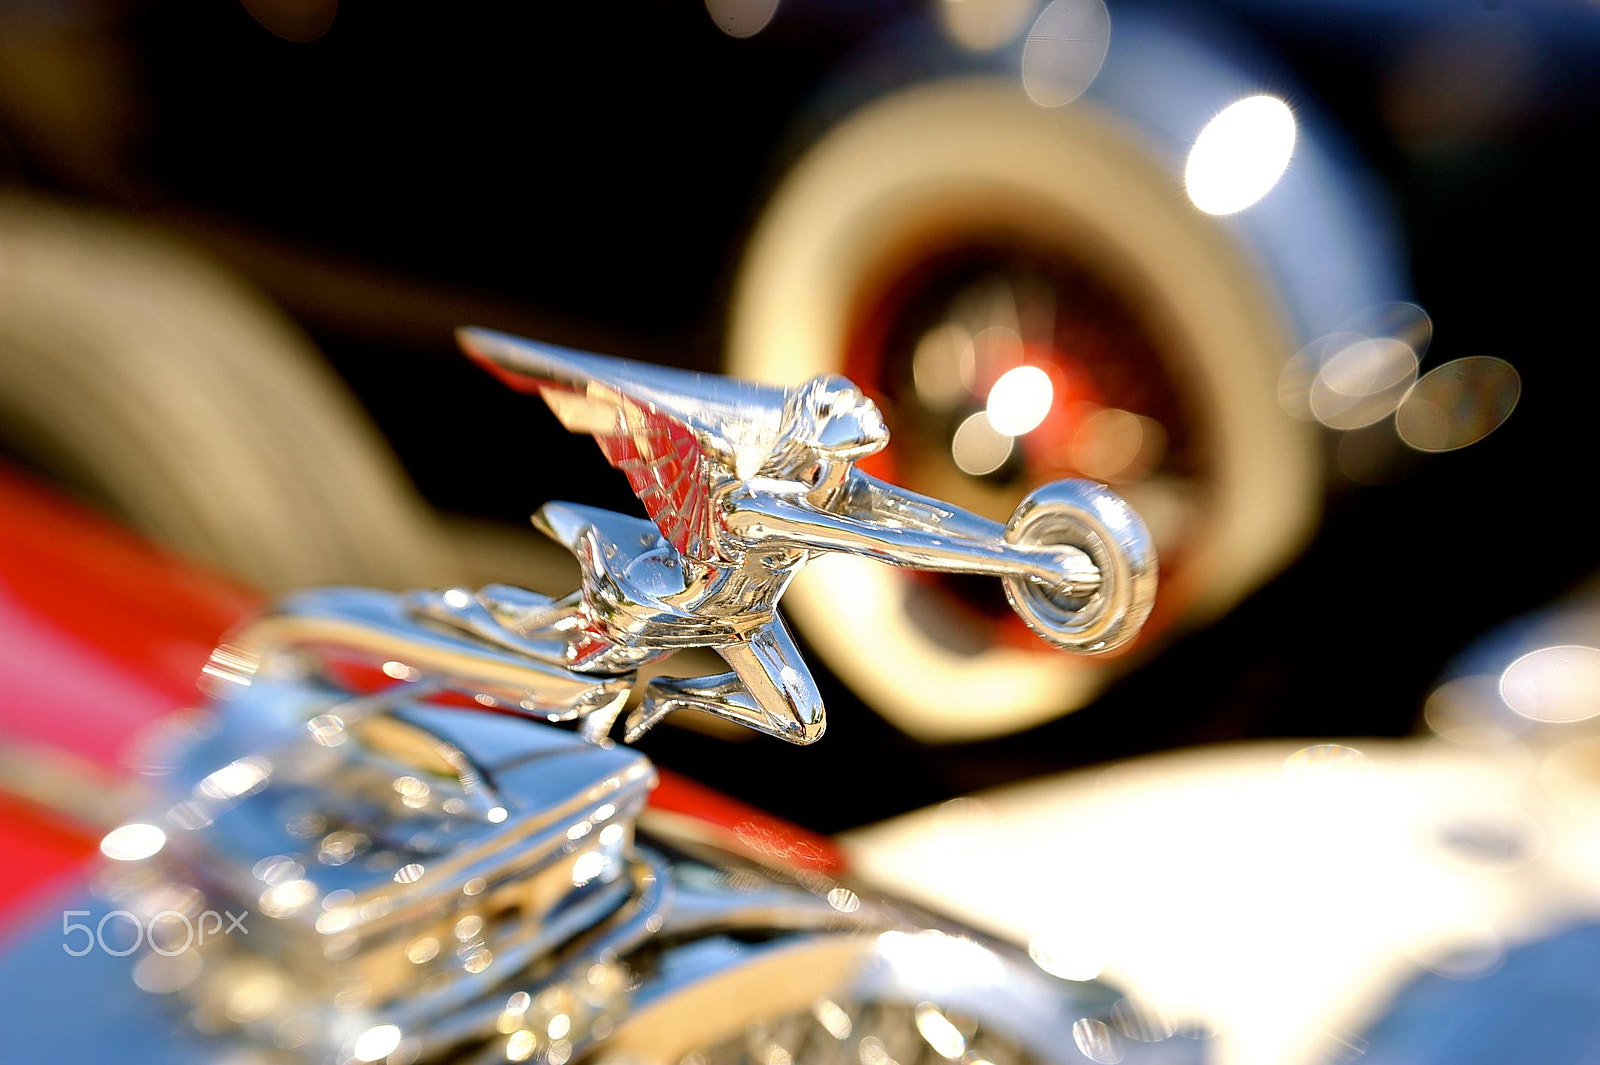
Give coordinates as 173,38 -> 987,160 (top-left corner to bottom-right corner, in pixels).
246,329 -> 1157,747
0,324 -> 1192,1065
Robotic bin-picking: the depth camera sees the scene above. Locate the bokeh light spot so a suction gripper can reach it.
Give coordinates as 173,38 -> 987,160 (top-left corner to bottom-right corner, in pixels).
101,822 -> 166,861
1500,645 -> 1600,723
704,0 -> 779,38
986,365 -> 1054,435
1396,356 -> 1520,452
1310,337 -> 1419,430
1020,0 -> 1111,108
939,0 -> 1036,52
951,412 -> 1014,476
1185,95 -> 1296,215
352,1024 -> 401,1062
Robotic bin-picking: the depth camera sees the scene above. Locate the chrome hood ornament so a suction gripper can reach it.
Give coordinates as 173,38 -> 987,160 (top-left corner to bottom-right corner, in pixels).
0,332 -> 1179,1065
286,328 -> 1157,747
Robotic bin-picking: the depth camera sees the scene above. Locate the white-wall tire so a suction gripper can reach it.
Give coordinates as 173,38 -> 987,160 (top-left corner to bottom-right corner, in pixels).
727,80 -> 1319,740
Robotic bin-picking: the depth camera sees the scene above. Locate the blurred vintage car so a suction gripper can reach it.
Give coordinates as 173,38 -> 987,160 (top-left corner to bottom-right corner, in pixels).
6,459 -> 1600,1064
3,0 -> 1596,817
0,440 -> 1203,1065
2,0 -> 1599,1061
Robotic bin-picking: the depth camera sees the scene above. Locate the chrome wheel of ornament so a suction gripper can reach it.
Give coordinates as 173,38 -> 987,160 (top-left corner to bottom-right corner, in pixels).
1004,479 -> 1157,655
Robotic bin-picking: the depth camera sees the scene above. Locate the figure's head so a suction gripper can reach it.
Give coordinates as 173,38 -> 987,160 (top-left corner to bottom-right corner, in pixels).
783,374 -> 889,462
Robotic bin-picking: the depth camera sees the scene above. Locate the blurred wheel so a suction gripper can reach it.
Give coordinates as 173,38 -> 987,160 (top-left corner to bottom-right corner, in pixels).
728,80 -> 1319,740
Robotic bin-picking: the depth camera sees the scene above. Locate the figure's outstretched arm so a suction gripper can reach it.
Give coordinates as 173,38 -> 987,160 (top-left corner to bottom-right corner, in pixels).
724,471 -> 1100,593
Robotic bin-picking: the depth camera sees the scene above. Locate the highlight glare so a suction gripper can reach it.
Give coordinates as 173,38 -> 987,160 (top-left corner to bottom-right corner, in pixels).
101,822 -> 167,861
914,1002 -> 967,1059
1028,934 -> 1102,980
197,756 -> 271,800
986,365 -> 1055,435
1185,95 -> 1297,215
352,1024 -> 402,1063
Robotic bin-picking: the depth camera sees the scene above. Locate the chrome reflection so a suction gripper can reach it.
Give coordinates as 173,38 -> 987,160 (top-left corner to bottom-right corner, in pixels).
1112,996 -> 1176,1043
676,998 -> 1047,1065
1027,932 -> 1103,981
351,1023 -> 403,1062
1072,1016 -> 1124,1064
35,634 -> 1199,1065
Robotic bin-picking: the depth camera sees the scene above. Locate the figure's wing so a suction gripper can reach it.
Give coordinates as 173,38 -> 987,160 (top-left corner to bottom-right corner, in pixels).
458,328 -> 788,563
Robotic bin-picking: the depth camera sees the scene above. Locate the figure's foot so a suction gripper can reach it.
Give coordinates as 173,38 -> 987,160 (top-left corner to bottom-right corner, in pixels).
621,691 -> 680,744
576,689 -> 627,745
627,672 -> 826,745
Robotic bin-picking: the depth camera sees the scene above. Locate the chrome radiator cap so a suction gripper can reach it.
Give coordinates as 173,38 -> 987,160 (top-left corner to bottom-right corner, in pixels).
0,632 -> 1203,1064
99,664 -> 654,1062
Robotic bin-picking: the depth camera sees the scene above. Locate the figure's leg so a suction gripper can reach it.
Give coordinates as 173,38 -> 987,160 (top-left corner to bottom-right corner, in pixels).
623,670 -> 740,741
575,685 -> 630,744
407,585 -> 581,663
405,584 -> 635,735
626,617 -> 826,745
478,584 -> 586,645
